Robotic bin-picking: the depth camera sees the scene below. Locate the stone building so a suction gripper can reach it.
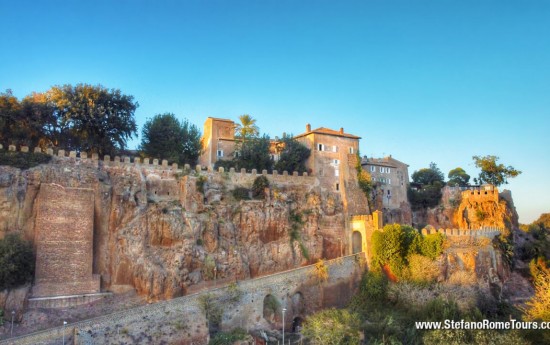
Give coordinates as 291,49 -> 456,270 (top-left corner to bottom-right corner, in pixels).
361,155 -> 409,209
199,117 -> 237,168
294,124 -> 360,191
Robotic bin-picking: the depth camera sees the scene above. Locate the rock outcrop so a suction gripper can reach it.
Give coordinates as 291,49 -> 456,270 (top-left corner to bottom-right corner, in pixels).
0,158 -> 348,301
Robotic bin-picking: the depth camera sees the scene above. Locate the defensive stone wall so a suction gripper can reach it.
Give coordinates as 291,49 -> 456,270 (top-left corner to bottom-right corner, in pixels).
421,226 -> 503,239
32,184 -> 100,298
3,145 -> 315,184
0,254 -> 364,345
460,185 -> 499,203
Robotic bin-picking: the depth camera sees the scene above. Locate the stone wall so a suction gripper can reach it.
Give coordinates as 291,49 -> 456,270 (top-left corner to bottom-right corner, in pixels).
0,254 -> 364,345
32,184 -> 100,298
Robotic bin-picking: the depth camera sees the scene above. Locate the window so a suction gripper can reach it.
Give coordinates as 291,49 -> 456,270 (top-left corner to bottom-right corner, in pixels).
234,151 -> 240,158
317,143 -> 324,151
370,166 -> 375,172
217,150 -> 224,157
388,178 -> 391,185
333,159 -> 340,165
335,183 -> 340,191
379,167 -> 384,173
335,169 -> 339,177
349,147 -> 354,154
332,145 -> 338,152
387,167 -> 391,173
387,190 -> 391,195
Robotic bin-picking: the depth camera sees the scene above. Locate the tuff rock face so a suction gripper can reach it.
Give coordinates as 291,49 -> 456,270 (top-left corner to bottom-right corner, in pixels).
0,158 -> 347,301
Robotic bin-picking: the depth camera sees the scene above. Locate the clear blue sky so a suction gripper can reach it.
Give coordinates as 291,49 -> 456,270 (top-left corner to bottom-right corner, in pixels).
1,1 -> 549,223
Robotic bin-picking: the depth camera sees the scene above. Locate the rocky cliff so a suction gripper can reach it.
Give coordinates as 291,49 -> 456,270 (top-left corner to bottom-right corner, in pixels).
0,158 -> 349,301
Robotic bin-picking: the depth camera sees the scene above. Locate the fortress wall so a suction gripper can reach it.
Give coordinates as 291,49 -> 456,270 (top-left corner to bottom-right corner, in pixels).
1,254 -> 363,345
32,184 -> 100,298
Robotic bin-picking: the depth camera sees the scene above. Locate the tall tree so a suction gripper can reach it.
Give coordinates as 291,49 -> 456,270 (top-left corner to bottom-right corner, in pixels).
234,114 -> 259,140
234,134 -> 273,172
472,155 -> 521,187
447,167 -> 470,187
411,162 -> 445,186
140,113 -> 202,165
274,135 -> 311,173
47,84 -> 138,155
0,89 -> 22,145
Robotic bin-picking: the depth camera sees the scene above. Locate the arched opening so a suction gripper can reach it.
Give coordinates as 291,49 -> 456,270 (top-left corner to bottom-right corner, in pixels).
263,294 -> 281,323
291,292 -> 305,315
352,231 -> 363,254
292,316 -> 304,332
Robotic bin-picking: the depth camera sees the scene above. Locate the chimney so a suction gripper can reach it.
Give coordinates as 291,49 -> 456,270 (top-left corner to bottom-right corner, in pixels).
339,127 -> 344,134
306,124 -> 311,132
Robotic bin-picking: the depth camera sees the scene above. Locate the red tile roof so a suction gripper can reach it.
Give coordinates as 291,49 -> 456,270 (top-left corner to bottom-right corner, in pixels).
294,127 -> 361,139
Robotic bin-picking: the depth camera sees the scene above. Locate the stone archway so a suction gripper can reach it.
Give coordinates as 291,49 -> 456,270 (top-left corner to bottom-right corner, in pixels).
292,316 -> 304,332
352,231 -> 363,254
263,294 -> 281,323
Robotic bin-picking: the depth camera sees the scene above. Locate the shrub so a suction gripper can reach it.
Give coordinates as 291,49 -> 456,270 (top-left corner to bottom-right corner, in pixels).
0,233 -> 35,290
251,175 -> 269,199
199,293 -> 222,332
231,187 -> 250,200
313,259 -> 329,283
475,208 -> 487,221
407,254 -> 440,284
302,308 -> 362,345
420,233 -> 445,259
0,151 -> 51,169
196,175 -> 207,194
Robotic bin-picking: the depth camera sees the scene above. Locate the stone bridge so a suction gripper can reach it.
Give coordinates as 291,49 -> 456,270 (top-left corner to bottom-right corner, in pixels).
1,254 -> 364,345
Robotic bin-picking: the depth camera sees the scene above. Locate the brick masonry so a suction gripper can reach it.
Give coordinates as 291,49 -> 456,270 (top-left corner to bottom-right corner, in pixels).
32,184 -> 100,298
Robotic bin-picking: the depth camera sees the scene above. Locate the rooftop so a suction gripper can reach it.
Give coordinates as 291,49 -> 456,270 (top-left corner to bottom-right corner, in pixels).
294,125 -> 361,140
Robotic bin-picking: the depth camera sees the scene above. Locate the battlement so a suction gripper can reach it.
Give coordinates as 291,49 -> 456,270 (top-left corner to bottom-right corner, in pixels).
421,226 -> 503,239
460,185 -> 499,202
0,144 -> 315,183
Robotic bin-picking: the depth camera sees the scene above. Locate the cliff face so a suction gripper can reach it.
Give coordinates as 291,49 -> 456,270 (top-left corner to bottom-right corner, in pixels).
412,186 -> 519,231
0,158 -> 348,301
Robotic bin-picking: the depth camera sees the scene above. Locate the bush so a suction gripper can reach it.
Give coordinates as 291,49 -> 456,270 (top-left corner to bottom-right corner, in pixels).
196,175 -> 207,194
0,151 -> 51,169
231,187 -> 250,200
251,175 -> 269,199
302,308 -> 362,345
407,254 -> 440,284
420,233 -> 445,259
0,233 -> 34,290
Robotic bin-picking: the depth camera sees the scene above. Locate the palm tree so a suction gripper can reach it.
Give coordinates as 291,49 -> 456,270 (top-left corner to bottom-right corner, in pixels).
235,114 -> 259,140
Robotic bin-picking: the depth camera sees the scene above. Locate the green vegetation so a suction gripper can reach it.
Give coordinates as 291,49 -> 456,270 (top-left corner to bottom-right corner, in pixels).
408,162 -> 445,210
355,153 -> 374,208
371,224 -> 444,280
263,294 -> 281,319
231,187 -> 250,201
140,113 -> 202,165
288,209 -> 309,260
524,258 -> 550,324
0,233 -> 35,290
251,175 -> 269,199
0,150 -> 51,169
519,213 -> 550,261
234,114 -> 259,140
472,155 -> 521,187
209,328 -> 247,345
196,175 -> 207,194
199,293 -> 223,333
1,85 -> 138,155
302,308 -> 362,345
448,167 -> 471,187
273,135 -> 311,174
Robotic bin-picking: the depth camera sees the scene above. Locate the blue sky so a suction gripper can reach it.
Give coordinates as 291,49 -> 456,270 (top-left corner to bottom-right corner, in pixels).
1,1 -> 549,223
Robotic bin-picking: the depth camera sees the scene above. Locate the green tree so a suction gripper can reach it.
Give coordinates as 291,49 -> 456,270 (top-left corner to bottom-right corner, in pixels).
47,84 -> 138,155
140,113 -> 202,165
447,167 -> 470,187
302,308 -> 362,345
524,258 -> 550,321
412,162 -> 445,185
472,155 -> 521,187
273,135 -> 311,173
0,233 -> 35,290
234,114 -> 259,140
233,135 -> 273,172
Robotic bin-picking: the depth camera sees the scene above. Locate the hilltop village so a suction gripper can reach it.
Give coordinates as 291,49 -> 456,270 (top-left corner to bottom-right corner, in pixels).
0,113 -> 546,345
